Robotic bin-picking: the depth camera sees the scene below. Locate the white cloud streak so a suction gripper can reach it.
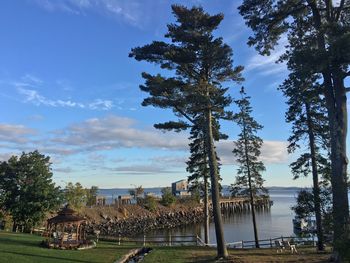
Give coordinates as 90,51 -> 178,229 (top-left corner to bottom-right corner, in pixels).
18,87 -> 114,110
33,0 -> 145,27
0,124 -> 36,144
246,37 -> 288,76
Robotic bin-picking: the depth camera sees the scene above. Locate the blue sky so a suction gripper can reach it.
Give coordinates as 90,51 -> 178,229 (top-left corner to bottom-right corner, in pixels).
0,0 -> 329,188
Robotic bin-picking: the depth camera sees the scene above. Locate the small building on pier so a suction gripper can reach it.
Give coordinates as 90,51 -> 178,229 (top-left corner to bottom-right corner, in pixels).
171,179 -> 190,196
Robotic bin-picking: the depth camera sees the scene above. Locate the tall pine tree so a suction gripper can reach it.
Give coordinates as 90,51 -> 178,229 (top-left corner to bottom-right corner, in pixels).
187,115 -> 225,245
130,5 -> 243,258
231,87 -> 268,249
239,1 -> 350,258
280,70 -> 331,251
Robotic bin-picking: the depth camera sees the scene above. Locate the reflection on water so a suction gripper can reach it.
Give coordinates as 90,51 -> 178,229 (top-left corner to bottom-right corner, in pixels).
144,190 -> 297,244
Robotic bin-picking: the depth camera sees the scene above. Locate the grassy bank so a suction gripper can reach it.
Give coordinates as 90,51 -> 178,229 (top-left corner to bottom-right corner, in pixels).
0,232 -> 134,263
0,232 -> 332,263
142,246 -> 332,263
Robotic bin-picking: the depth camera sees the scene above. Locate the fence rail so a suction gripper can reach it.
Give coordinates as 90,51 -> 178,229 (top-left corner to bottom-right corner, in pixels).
97,234 -> 317,248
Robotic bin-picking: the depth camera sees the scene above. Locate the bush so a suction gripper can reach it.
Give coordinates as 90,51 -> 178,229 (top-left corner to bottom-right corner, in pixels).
144,196 -> 157,212
161,187 -> 176,207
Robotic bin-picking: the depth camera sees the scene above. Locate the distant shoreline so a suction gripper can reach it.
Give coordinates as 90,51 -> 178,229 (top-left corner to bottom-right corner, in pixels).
98,186 -> 307,191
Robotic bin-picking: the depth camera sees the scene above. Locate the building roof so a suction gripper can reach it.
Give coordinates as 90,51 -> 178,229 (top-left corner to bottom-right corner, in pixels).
172,179 -> 187,184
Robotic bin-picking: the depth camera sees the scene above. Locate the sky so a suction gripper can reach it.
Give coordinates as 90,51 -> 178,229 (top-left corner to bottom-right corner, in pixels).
0,0 -> 335,188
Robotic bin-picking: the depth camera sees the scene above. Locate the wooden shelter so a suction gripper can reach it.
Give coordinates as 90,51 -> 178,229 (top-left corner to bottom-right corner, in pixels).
46,205 -> 87,248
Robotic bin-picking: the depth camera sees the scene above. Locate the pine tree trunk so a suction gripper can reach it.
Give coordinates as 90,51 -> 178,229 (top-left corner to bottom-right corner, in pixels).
327,72 -> 350,257
204,175 -> 210,245
308,4 -> 350,258
243,120 -> 259,248
12,222 -> 17,233
204,109 -> 228,258
305,102 -> 324,251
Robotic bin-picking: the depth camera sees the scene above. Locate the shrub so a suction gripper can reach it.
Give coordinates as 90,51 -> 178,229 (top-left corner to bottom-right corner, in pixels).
161,187 -> 176,207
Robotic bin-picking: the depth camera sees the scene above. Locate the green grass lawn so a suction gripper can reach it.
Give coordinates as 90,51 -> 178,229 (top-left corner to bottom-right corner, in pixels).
0,231 -> 332,263
142,245 -> 332,263
0,231 -> 134,263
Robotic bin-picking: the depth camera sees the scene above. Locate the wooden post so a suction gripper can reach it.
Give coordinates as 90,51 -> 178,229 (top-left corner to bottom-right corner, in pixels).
270,238 -> 272,248
281,236 -> 284,242
241,240 -> 244,248
143,234 -> 146,246
169,233 -> 172,246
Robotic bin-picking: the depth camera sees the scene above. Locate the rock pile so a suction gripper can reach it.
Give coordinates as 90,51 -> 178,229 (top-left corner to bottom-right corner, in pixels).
85,206 -> 204,236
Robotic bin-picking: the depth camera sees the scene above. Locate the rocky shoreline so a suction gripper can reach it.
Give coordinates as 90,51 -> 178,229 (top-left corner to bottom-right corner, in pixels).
83,204 -> 205,237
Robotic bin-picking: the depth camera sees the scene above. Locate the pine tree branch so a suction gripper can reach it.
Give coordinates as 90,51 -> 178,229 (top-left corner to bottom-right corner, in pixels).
174,105 -> 195,124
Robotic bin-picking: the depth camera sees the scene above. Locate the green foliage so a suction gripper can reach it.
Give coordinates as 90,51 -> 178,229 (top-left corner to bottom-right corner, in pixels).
231,87 -> 268,198
160,187 -> 176,207
144,195 -> 157,212
0,151 -> 63,232
130,5 -> 243,257
239,1 -> 350,257
292,190 -> 315,219
64,182 -> 87,210
86,186 -> 99,206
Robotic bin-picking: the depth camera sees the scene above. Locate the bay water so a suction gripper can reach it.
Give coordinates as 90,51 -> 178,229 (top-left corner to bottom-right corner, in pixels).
99,188 -> 298,243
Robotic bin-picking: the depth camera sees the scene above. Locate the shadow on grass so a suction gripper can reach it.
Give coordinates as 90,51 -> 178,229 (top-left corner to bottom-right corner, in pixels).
0,236 -> 42,248
0,250 -> 92,263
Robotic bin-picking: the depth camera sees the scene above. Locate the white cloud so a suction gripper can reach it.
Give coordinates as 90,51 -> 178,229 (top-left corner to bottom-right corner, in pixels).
216,140 -> 289,165
32,0 -> 146,27
246,37 -> 288,76
0,123 -> 36,144
88,99 -> 114,110
17,87 -> 114,110
110,164 -> 180,174
51,115 -> 189,151
0,152 -> 15,162
54,167 -> 74,173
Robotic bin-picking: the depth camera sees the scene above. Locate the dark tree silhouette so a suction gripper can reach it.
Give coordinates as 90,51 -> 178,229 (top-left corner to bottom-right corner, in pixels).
239,1 -> 350,258
231,87 -> 268,248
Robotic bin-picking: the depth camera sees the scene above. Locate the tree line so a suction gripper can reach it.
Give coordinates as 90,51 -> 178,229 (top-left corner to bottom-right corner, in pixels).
0,151 -> 98,232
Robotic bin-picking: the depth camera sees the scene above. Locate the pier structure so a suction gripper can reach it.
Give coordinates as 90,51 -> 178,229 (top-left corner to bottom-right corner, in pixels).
210,197 -> 272,213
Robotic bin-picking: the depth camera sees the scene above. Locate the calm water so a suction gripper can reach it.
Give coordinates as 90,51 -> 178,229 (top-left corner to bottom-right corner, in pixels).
144,189 -> 297,244
99,188 -> 350,244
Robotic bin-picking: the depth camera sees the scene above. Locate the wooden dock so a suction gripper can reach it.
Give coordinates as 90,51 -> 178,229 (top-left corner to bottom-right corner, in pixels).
210,197 -> 272,213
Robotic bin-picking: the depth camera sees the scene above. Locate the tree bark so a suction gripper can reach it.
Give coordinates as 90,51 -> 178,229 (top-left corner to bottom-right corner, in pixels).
242,117 -> 259,248
204,174 -> 210,245
305,102 -> 324,251
307,2 -> 350,258
12,222 -> 17,233
328,71 -> 350,256
204,109 -> 228,258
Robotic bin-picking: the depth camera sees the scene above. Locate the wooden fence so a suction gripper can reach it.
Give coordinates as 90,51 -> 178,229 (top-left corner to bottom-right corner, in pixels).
99,234 -> 198,246
98,234 -> 317,248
